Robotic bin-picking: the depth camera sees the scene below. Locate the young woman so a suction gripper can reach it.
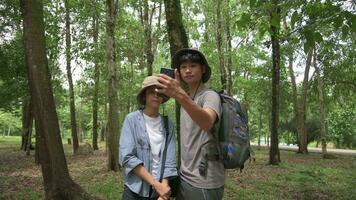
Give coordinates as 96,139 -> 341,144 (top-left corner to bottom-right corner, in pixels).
119,75 -> 177,200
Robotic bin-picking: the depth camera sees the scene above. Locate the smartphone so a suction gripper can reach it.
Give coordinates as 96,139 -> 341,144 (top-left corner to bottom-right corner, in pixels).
160,67 -> 175,79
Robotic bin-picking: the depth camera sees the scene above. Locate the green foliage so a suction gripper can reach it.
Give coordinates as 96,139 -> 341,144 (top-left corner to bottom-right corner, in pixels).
328,106 -> 356,149
0,0 -> 21,39
290,11 -> 299,29
0,110 -> 21,135
0,33 -> 27,110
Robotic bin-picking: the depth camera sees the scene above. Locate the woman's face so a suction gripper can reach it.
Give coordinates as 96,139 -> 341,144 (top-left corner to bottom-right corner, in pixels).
144,86 -> 163,109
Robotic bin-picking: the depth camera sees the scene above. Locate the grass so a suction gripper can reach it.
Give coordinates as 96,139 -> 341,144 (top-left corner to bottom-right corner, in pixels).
307,141 -> 336,148
0,135 -> 21,147
1,136 -> 356,199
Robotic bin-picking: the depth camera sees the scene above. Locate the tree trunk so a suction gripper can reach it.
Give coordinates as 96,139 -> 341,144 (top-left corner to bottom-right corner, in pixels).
101,101 -> 108,142
21,96 -> 33,151
269,0 -> 280,165
78,84 -> 83,143
92,9 -> 99,151
163,0 -> 189,57
20,0 -> 95,198
297,48 -> 313,154
258,112 -> 262,150
21,98 -> 27,149
35,120 -> 40,165
163,0 -> 189,168
151,2 -> 162,62
286,50 -> 299,142
142,0 -> 154,76
106,0 -> 119,171
225,2 -> 233,95
214,0 -> 227,90
100,123 -> 106,142
65,0 -> 79,154
26,118 -> 33,156
129,62 -> 134,112
314,48 -> 328,156
203,11 -> 210,44
242,95 -> 249,123
35,113 -> 52,195
286,34 -> 312,154
266,117 -> 269,147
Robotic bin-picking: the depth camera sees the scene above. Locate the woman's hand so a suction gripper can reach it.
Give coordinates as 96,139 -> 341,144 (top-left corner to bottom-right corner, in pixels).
133,166 -> 172,199
153,180 -> 171,200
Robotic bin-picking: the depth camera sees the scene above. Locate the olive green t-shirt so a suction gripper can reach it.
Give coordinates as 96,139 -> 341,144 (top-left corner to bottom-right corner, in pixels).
179,87 -> 225,189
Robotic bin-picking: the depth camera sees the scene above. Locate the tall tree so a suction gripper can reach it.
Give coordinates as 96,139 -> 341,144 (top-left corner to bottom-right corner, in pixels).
214,0 -> 227,90
163,0 -> 189,167
77,83 -> 83,143
314,48 -> 327,156
163,0 -> 189,56
283,16 -> 300,151
21,96 -> 33,153
65,0 -> 79,154
297,48 -> 313,154
269,0 -> 280,165
283,15 -> 312,154
106,0 -> 119,171
287,46 -> 313,154
225,0 -> 233,95
142,0 -> 154,75
101,97 -> 108,142
20,0 -> 94,198
92,2 -> 100,151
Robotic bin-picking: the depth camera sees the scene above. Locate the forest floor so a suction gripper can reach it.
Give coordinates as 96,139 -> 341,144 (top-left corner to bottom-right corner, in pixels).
1,136 -> 356,200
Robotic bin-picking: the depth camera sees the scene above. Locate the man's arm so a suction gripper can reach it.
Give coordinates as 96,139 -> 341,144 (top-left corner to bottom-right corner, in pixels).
157,72 -> 217,131
176,91 -> 217,131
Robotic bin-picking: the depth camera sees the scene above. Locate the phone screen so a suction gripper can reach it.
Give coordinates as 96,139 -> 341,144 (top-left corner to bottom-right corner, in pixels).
160,68 -> 175,79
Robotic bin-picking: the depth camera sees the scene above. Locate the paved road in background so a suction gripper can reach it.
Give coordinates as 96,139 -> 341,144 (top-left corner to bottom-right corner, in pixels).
251,143 -> 356,156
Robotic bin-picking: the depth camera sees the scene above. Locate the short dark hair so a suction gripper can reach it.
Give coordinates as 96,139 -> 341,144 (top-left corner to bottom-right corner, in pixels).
178,53 -> 205,67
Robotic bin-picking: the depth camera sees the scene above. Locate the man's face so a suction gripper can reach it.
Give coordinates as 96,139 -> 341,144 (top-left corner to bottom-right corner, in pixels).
179,62 -> 205,85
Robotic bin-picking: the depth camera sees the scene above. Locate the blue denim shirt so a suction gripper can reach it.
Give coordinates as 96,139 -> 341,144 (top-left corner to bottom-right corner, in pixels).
119,110 -> 177,197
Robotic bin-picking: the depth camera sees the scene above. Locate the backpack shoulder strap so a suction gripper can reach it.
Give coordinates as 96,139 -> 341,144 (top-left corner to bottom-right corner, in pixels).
159,115 -> 169,181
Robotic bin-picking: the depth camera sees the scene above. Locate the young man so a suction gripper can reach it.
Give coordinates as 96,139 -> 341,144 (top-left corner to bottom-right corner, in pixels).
157,48 -> 224,200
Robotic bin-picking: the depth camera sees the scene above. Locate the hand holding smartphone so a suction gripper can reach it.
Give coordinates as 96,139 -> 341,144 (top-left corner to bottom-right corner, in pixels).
160,68 -> 175,79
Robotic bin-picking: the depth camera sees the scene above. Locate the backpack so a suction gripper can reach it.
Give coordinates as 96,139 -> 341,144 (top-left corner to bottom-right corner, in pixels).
216,90 -> 251,170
